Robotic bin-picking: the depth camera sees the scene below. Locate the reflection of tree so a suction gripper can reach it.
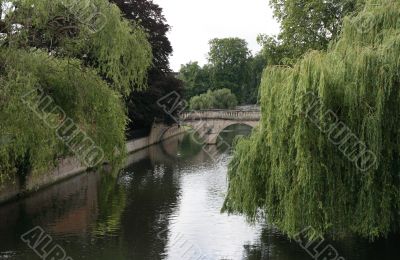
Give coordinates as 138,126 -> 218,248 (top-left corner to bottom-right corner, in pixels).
242,226 -> 311,260
217,124 -> 253,152
120,158 -> 180,259
177,132 -> 203,159
242,244 -> 265,260
148,133 -> 207,165
93,172 -> 127,237
242,225 -> 400,260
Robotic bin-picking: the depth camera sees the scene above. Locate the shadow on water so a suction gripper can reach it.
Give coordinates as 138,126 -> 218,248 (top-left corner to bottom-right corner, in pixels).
0,125 -> 399,259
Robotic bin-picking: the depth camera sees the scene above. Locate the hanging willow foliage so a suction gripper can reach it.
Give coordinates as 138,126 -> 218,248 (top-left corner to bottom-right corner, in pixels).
2,0 -> 152,95
0,0 -> 152,183
223,0 -> 400,240
0,48 -> 127,182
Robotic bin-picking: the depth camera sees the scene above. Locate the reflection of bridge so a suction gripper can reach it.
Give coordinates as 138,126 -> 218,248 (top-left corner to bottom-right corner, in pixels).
180,109 -> 261,144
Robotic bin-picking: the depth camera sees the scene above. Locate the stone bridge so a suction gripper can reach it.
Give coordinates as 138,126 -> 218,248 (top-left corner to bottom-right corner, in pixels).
180,108 -> 261,144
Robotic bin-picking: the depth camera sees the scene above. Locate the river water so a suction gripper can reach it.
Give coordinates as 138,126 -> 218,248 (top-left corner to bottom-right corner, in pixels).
0,125 -> 399,259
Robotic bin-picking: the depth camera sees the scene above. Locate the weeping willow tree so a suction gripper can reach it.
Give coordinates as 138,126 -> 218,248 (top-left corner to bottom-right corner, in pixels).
0,49 -> 128,178
0,0 -> 152,183
2,0 -> 152,95
223,0 -> 400,240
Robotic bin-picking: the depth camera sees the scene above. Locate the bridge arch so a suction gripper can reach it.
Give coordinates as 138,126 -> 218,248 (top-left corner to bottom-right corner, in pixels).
217,121 -> 258,131
181,109 -> 260,144
202,120 -> 257,145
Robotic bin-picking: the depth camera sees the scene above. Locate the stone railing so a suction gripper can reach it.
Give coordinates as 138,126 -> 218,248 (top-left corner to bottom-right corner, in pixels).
181,109 -> 261,121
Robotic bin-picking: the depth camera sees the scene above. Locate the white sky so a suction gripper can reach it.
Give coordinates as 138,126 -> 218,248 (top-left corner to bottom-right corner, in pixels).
153,0 -> 280,72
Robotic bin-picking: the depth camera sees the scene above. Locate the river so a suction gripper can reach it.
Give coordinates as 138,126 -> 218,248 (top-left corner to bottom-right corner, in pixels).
0,125 -> 399,259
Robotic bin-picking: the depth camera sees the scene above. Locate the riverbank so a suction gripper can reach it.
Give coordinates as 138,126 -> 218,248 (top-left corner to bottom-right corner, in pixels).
0,124 -> 186,205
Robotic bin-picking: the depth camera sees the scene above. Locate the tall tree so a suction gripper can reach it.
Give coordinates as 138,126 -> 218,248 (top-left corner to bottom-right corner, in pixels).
224,0 -> 400,240
179,38 -> 263,105
2,0 -> 153,96
178,62 -> 212,99
111,0 -> 172,73
126,70 -> 183,136
0,0 -> 153,179
262,0 -> 365,65
208,38 -> 251,101
0,1 -> 3,32
111,0 -> 184,132
245,53 -> 267,104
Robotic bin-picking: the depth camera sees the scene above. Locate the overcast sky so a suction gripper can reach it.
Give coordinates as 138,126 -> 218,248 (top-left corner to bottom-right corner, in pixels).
153,0 -> 280,71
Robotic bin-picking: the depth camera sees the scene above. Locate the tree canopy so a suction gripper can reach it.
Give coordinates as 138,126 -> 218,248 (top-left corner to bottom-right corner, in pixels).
0,0 -> 153,181
189,88 -> 238,110
1,0 -> 152,96
223,0 -> 400,240
178,62 -> 212,99
260,0 -> 365,66
111,0 -> 172,73
111,0 -> 184,132
208,38 -> 251,101
179,38 -> 263,105
179,1 -> 365,106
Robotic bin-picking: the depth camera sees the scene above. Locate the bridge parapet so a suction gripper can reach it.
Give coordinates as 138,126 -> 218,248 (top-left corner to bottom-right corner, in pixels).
178,109 -> 260,144
181,109 -> 260,121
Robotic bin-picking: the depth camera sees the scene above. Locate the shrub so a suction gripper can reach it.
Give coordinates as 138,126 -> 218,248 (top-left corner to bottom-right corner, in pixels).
189,88 -> 237,110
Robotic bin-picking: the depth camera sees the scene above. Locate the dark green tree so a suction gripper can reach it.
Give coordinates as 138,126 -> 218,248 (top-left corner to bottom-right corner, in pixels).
178,62 -> 212,99
126,71 -> 183,136
111,0 -> 184,133
110,0 -> 172,72
245,53 -> 268,104
180,38 -> 261,105
257,34 -> 293,66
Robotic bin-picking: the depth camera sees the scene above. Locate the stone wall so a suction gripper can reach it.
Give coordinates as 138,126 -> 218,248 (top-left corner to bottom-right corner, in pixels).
0,124 -> 186,205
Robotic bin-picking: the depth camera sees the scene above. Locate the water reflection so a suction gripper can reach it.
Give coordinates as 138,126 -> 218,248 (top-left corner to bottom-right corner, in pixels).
0,125 -> 399,259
